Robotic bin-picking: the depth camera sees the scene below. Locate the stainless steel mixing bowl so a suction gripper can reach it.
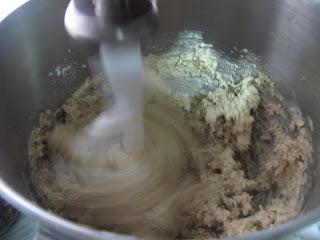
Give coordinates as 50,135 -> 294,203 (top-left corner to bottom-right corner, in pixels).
1,0 -> 320,239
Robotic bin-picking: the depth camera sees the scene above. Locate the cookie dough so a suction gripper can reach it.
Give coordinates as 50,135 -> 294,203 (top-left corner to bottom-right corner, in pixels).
28,32 -> 313,239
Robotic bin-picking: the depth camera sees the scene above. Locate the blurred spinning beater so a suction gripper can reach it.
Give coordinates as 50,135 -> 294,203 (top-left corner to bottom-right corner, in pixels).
64,0 -> 158,153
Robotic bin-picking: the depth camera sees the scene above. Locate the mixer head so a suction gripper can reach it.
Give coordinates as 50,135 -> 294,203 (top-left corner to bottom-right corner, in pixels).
64,0 -> 159,43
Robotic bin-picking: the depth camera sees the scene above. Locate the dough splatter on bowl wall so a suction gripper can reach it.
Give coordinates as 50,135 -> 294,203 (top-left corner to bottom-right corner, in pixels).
28,32 -> 313,239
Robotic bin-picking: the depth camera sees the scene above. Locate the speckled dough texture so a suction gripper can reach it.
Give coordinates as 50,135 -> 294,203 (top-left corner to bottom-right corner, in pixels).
28,32 -> 313,239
